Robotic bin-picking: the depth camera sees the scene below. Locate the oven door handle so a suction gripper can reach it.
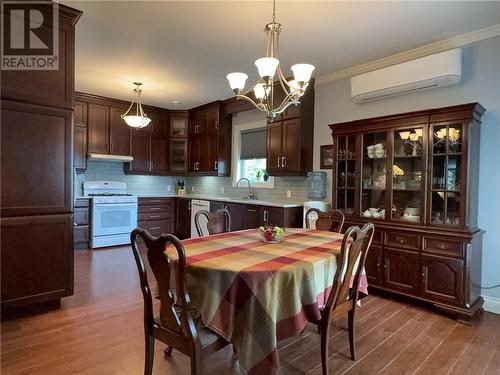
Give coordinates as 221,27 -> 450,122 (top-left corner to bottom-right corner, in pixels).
93,203 -> 137,208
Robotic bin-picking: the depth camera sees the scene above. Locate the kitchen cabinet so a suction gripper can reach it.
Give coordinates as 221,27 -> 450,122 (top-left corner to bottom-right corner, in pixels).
138,198 -> 174,237
74,198 -> 90,250
176,199 -> 192,240
1,4 -> 81,316
88,103 -> 110,154
169,111 -> 189,174
210,201 -> 244,231
242,205 -> 302,229
266,81 -> 314,176
80,94 -> 132,157
244,205 -> 263,229
331,103 -> 485,321
109,106 -> 130,156
189,102 -> 232,176
126,108 -> 170,175
74,125 -> 87,172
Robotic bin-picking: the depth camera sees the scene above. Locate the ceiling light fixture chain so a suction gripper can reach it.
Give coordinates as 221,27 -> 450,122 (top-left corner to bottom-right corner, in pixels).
121,82 -> 152,129
226,0 -> 315,120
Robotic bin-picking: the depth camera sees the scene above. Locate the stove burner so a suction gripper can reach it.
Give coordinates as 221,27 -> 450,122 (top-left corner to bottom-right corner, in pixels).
88,193 -> 133,196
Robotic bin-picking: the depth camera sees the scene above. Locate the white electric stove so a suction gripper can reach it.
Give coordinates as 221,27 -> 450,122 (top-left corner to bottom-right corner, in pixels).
83,181 -> 138,249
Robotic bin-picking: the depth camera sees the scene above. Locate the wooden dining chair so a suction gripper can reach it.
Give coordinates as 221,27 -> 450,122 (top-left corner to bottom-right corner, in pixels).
312,223 -> 375,375
305,208 -> 345,232
194,208 -> 231,237
130,228 -> 230,375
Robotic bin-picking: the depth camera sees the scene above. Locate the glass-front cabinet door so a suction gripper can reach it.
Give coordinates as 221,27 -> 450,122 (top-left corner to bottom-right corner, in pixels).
391,126 -> 425,223
361,131 -> 388,220
334,135 -> 357,217
430,122 -> 464,226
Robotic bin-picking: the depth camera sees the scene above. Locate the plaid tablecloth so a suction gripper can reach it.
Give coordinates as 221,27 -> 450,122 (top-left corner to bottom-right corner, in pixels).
176,228 -> 368,375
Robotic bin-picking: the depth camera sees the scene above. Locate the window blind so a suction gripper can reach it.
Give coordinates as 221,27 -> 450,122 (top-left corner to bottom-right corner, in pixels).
240,127 -> 267,160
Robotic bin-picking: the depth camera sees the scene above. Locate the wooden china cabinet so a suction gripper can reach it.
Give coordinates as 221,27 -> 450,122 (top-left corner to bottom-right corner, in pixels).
330,103 -> 485,322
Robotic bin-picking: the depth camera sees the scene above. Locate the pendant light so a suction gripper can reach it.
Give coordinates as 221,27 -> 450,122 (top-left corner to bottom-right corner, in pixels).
226,0 -> 315,121
122,82 -> 151,128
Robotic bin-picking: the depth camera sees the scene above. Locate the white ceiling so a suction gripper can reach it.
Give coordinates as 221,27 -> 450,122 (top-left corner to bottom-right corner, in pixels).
64,1 -> 500,109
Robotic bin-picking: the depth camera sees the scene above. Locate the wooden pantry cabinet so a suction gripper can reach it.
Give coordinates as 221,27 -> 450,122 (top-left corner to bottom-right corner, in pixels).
330,103 -> 485,322
1,3 -> 82,317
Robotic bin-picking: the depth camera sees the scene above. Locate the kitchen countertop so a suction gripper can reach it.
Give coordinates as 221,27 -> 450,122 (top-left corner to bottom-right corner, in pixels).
136,193 -> 303,208
77,194 -> 304,208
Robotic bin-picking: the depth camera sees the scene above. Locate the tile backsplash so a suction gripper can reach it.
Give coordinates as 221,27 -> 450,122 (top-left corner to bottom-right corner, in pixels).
77,161 -> 313,202
183,176 -> 309,202
76,161 -> 174,196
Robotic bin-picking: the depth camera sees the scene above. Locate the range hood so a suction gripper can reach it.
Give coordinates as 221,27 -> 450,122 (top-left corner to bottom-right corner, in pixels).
87,153 -> 133,162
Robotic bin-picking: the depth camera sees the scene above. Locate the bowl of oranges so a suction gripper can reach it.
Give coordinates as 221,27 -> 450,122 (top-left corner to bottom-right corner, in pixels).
258,225 -> 284,243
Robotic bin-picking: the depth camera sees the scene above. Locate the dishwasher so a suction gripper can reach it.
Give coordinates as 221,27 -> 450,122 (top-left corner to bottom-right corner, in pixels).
190,200 -> 210,238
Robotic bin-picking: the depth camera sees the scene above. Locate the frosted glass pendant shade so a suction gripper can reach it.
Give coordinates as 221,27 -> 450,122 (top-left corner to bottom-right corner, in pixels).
291,63 -> 315,82
227,72 -> 248,91
254,83 -> 270,99
255,57 -> 279,78
123,115 -> 151,128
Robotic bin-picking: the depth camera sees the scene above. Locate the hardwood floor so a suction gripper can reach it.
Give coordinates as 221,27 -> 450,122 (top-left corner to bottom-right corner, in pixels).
1,246 -> 500,375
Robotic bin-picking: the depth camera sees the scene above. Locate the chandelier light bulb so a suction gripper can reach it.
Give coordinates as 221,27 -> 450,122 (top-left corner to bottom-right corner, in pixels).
291,63 -> 315,83
227,72 -> 248,92
255,57 -> 279,78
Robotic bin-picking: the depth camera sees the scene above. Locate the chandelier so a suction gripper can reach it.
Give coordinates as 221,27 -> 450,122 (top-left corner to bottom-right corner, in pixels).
226,0 -> 315,120
122,82 -> 151,128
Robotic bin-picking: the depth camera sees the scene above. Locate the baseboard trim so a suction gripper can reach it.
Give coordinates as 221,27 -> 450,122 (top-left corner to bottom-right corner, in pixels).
483,295 -> 500,315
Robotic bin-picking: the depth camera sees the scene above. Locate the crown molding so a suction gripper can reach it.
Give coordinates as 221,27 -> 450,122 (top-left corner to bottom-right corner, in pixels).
316,23 -> 500,86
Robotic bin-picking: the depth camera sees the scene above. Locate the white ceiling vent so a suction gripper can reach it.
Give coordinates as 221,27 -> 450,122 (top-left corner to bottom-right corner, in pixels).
351,49 -> 462,103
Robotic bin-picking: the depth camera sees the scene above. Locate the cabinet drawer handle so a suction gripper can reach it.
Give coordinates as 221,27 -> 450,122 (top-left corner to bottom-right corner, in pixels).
150,215 -> 161,218
395,236 -> 407,244
248,209 -> 256,213
150,227 -> 161,230
437,242 -> 450,250
150,207 -> 161,211
282,156 -> 285,168
214,161 -> 218,170
263,210 -> 268,222
215,120 -> 218,129
277,157 -> 281,168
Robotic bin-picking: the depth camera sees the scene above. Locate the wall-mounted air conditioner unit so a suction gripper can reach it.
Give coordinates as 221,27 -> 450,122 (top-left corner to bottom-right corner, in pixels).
351,49 -> 462,103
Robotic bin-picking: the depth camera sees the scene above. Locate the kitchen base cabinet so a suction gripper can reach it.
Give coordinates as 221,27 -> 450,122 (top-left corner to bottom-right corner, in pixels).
137,198 -> 174,237
74,198 -> 90,250
210,201 -> 244,231
365,245 -> 383,286
176,199 -> 192,240
1,214 -> 74,317
421,254 -> 464,306
243,205 -> 303,229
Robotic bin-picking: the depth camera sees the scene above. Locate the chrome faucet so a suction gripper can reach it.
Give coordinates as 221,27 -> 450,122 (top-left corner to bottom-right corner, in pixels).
236,177 -> 256,200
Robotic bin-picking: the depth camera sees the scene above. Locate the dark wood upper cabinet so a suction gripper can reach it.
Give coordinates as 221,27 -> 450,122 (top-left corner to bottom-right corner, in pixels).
150,137 -> 169,174
74,100 -> 88,172
74,101 -> 87,126
87,103 -> 109,154
74,125 -> 87,172
129,129 -> 150,174
333,103 -> 485,322
188,102 -> 231,176
266,81 -> 314,176
109,106 -> 130,156
169,111 -> 189,174
282,118 -> 301,172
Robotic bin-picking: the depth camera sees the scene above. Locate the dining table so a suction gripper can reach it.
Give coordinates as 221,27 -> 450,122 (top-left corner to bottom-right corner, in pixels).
170,227 -> 368,375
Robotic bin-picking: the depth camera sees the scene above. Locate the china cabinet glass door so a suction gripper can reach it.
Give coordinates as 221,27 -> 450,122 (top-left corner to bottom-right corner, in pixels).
335,135 -> 357,217
361,131 -> 388,220
430,122 -> 464,226
391,126 -> 425,223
